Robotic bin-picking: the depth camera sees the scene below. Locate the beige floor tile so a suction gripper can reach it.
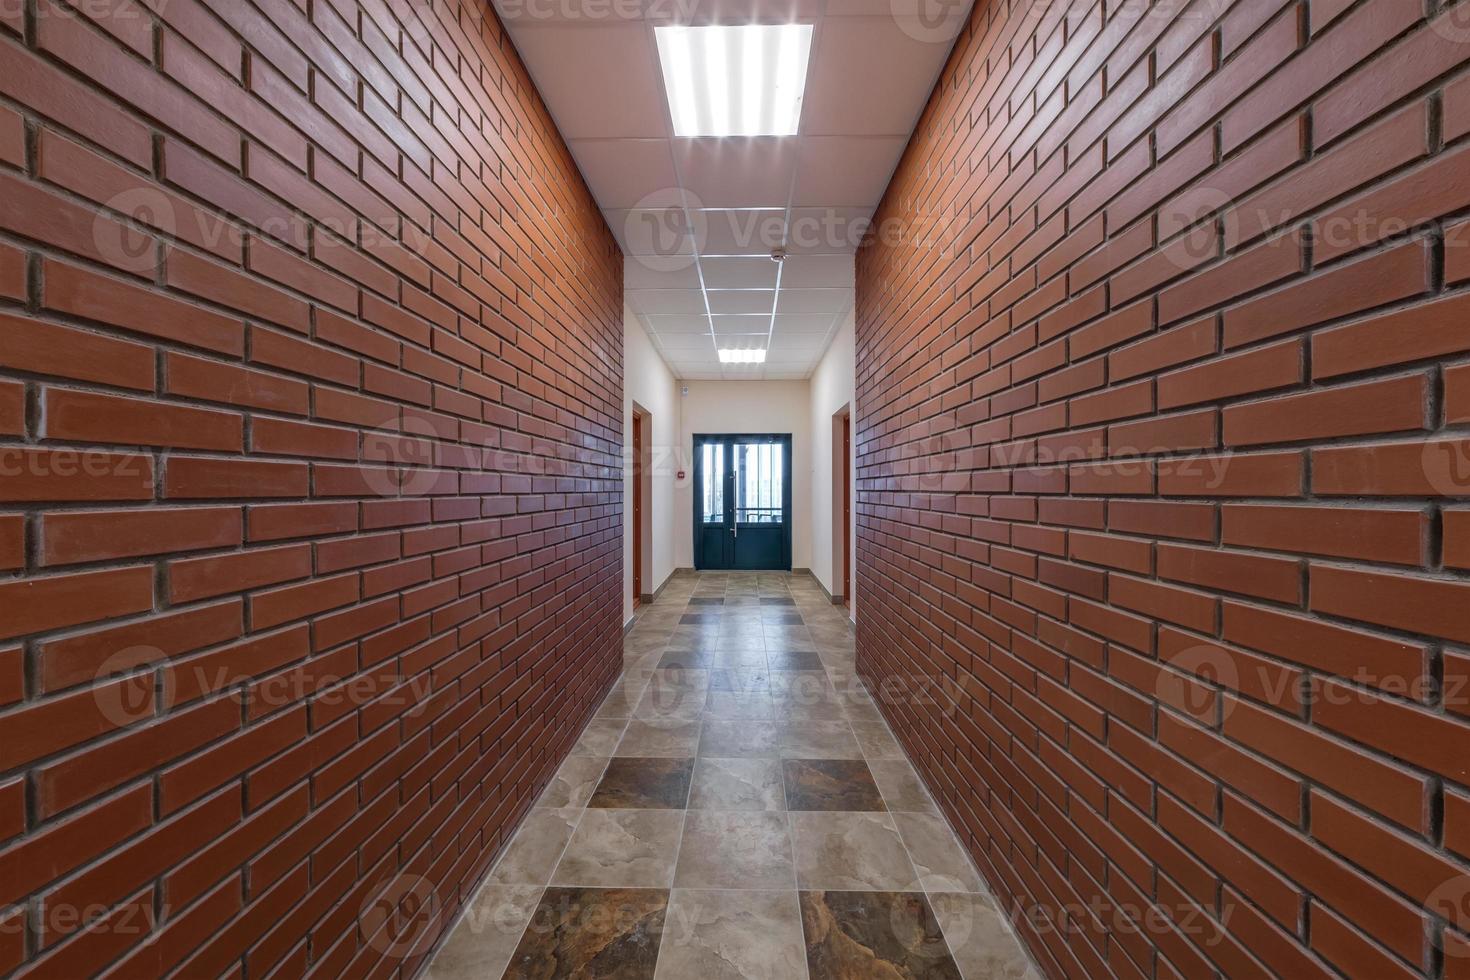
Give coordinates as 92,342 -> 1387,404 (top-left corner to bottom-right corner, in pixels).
537,756 -> 606,808
895,811 -> 986,892
704,689 -> 777,719
851,720 -> 906,759
790,810 -> 920,890
688,757 -> 786,811
569,718 -> 628,757
616,718 -> 702,757
870,759 -> 939,812
655,889 -> 807,980
674,810 -> 795,889
487,808 -> 579,885
423,884 -> 541,980
699,719 -> 781,758
930,892 -> 1042,980
778,721 -> 863,759
552,808 -> 683,888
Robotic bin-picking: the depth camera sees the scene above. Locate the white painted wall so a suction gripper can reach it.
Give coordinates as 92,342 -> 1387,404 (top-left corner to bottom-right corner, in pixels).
809,312 -> 856,619
624,311 -> 679,626
674,381 -> 814,571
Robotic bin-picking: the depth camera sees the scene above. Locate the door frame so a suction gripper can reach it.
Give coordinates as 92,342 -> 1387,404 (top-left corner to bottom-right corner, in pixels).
692,433 -> 794,571
831,405 -> 852,607
632,411 -> 644,607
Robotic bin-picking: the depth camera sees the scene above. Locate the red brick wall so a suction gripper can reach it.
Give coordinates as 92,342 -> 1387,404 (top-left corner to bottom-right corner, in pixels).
0,0 -> 623,975
856,0 -> 1470,976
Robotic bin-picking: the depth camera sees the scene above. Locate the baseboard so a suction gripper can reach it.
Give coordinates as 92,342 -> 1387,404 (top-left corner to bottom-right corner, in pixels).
623,615 -> 635,636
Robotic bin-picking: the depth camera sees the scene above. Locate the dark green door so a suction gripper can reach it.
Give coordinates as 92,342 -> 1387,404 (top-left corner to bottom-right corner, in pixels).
693,435 -> 792,571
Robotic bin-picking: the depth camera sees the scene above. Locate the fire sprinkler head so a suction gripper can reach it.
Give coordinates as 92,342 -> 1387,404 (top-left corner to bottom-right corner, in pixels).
770,247 -> 787,264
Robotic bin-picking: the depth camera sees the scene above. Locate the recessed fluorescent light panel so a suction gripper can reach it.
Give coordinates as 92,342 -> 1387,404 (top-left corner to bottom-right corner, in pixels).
655,25 -> 814,137
718,348 -> 767,363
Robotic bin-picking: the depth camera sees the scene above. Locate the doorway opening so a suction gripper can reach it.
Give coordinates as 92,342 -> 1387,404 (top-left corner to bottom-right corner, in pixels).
631,405 -> 654,608
831,406 -> 852,609
693,434 -> 793,571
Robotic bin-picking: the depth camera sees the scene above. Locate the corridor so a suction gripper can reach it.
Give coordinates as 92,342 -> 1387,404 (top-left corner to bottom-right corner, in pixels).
425,573 -> 1035,978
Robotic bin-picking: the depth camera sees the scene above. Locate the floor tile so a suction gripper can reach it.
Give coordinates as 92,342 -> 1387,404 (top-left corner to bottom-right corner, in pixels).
778,721 -> 863,759
654,889 -> 807,980
799,889 -> 962,979
616,719 -> 702,758
538,756 -> 607,808
894,812 -> 986,893
704,689 -> 776,719
424,884 -> 541,980
570,718 -> 629,757
589,757 -> 694,809
783,758 -> 886,811
790,811 -> 920,890
699,719 -> 781,758
709,648 -> 769,669
658,649 -> 715,670
851,720 -> 906,760
488,808 -> 579,885
688,757 -> 785,810
707,668 -> 769,692
505,886 -> 667,978
870,759 -> 939,812
552,809 -> 684,888
673,811 -> 795,889
930,892 -> 1041,979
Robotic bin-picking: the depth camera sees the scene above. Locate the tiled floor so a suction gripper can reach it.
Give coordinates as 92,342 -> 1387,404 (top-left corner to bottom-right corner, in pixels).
425,572 -> 1039,980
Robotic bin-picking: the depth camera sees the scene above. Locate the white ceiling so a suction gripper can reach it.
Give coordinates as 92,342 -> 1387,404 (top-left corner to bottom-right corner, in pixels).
498,0 -> 969,379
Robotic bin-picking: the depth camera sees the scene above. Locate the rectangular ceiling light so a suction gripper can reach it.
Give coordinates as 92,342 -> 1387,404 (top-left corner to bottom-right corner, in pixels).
718,348 -> 767,363
655,25 -> 814,137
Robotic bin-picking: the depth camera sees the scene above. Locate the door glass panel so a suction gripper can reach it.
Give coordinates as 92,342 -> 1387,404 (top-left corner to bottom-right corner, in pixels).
701,442 -> 725,524
736,442 -> 783,524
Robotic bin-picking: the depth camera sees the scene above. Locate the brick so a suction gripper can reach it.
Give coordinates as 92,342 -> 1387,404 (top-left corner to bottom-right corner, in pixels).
1447,510 -> 1470,571
37,0 -> 237,166
44,388 -> 243,453
1222,504 -> 1426,566
37,600 -> 242,693
43,258 -> 244,356
1222,373 -> 1429,446
1156,451 -> 1304,497
0,380 -> 21,436
164,352 -> 310,415
41,507 -> 243,566
36,129 -> 241,264
0,43 -> 151,166
1311,565 -> 1470,646
1313,142 -> 1470,263
0,171 -> 159,277
164,457 -> 309,499
0,566 -> 153,642
1224,700 -> 1431,831
1314,438 -> 1470,496
165,248 -> 310,334
0,311 -> 155,391
1223,238 -> 1430,349
1311,291 -> 1470,380
1158,338 -> 1303,410
168,543 -> 311,603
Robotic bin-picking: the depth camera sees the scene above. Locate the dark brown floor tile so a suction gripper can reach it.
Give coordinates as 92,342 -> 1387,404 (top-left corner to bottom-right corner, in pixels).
680,613 -> 723,624
658,650 -> 714,669
767,650 -> 825,671
799,890 -> 961,979
688,597 -> 725,605
589,757 -> 694,809
783,758 -> 886,811
506,886 -> 668,979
